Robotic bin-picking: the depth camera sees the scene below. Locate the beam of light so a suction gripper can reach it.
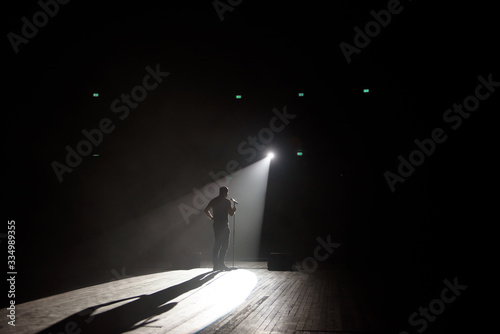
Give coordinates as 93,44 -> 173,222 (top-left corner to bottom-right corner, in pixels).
68,157 -> 272,268
267,152 -> 274,159
227,157 -> 271,260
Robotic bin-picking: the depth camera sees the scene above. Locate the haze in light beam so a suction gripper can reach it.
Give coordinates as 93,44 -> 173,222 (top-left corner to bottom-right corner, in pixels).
227,157 -> 271,260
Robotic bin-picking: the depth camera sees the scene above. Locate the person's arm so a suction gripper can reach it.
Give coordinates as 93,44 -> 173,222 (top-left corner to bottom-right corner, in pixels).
204,204 -> 213,220
228,204 -> 236,216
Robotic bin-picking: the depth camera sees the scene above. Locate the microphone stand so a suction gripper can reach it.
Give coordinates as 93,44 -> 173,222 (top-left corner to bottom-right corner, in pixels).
230,202 -> 238,270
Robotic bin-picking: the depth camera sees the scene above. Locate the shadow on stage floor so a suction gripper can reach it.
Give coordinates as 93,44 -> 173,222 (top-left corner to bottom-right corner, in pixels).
37,270 -> 220,334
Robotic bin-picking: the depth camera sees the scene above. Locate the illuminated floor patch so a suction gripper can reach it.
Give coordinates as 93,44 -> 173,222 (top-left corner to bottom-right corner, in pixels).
12,269 -> 257,334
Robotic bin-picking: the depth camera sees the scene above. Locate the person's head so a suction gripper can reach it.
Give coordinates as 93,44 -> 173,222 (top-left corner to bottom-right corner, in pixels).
219,186 -> 229,197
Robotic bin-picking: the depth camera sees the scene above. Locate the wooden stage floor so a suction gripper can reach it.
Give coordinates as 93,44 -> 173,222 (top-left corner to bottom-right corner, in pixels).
5,262 -> 393,334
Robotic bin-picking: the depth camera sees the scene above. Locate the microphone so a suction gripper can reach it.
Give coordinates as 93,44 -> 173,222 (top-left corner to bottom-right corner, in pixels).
230,198 -> 239,204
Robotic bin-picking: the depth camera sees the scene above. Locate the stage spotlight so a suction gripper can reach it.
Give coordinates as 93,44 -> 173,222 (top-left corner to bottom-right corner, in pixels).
267,152 -> 275,159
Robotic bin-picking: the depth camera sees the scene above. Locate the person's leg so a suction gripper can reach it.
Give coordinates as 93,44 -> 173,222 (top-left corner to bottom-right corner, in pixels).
213,225 -> 223,270
217,226 -> 230,269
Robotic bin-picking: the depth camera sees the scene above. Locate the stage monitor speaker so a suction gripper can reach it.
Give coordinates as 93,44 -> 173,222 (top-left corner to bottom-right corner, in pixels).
268,252 -> 294,271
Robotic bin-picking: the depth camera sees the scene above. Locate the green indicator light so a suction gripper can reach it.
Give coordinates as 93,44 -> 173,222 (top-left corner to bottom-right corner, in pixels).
363,89 -> 369,93
297,151 -> 303,156
236,95 -> 242,99
93,154 -> 99,157
93,93 -> 99,97
298,92 -> 304,97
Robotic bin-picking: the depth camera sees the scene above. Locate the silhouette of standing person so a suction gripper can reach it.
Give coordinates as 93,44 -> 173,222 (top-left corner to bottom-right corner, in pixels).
204,186 -> 236,271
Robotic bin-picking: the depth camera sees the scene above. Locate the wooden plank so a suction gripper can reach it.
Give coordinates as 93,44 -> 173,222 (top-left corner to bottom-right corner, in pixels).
237,271 -> 291,333
285,272 -> 312,333
260,272 -> 296,332
325,271 -> 335,333
200,269 -> 277,334
266,273 -> 305,333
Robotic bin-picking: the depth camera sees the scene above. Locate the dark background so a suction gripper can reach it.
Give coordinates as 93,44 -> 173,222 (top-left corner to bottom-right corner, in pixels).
3,0 -> 497,332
